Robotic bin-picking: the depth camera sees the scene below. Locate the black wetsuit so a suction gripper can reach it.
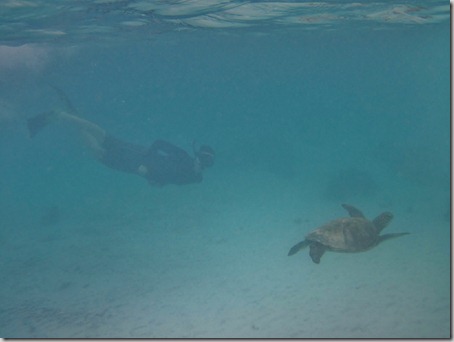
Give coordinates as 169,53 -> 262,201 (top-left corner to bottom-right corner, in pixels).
100,136 -> 202,185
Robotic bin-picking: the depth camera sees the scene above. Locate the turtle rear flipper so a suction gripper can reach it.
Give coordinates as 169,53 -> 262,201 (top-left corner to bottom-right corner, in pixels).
288,240 -> 310,256
27,111 -> 56,138
377,232 -> 409,244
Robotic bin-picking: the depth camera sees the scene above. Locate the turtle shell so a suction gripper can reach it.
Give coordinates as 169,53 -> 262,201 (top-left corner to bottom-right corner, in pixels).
306,217 -> 378,252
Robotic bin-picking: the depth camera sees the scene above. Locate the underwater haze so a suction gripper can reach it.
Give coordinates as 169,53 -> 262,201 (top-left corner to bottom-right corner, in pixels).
0,0 -> 450,338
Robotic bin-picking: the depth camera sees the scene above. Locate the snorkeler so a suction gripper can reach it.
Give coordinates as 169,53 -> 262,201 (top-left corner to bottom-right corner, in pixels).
27,90 -> 215,186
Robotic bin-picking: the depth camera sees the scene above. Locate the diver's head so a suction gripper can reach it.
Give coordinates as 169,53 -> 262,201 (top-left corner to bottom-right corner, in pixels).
195,145 -> 215,169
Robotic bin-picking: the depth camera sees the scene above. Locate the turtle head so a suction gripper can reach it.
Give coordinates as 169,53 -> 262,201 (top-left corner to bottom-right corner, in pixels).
372,212 -> 393,233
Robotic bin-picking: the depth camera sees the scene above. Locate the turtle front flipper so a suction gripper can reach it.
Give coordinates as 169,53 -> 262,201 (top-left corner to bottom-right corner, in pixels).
373,212 -> 394,233
341,204 -> 365,218
377,232 -> 409,244
309,242 -> 326,264
288,240 -> 310,256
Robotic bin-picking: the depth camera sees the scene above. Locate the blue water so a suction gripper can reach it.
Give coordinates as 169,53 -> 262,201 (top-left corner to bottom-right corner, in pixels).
0,1 -> 450,338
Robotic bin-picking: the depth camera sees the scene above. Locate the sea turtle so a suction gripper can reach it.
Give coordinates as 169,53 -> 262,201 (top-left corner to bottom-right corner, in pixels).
288,204 -> 409,264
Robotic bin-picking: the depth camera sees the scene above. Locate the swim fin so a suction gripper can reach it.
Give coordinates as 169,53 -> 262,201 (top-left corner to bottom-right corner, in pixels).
27,111 -> 55,138
27,86 -> 76,138
49,84 -> 78,115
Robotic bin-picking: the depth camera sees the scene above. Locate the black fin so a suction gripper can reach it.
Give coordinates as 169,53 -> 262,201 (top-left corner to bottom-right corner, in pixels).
49,85 -> 78,114
288,240 -> 310,256
341,203 -> 365,218
27,111 -> 54,138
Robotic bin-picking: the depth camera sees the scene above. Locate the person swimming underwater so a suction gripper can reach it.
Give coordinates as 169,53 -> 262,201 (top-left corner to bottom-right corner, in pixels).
27,89 -> 215,186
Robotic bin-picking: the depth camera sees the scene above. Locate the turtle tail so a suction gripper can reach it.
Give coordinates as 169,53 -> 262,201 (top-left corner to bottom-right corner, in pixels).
288,240 -> 310,256
373,212 -> 393,233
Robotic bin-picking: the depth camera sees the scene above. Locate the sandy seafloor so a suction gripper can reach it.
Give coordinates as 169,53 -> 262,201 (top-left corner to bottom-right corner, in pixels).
0,156 -> 450,338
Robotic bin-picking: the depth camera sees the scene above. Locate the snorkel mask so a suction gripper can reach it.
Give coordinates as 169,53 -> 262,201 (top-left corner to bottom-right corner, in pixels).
193,141 -> 215,169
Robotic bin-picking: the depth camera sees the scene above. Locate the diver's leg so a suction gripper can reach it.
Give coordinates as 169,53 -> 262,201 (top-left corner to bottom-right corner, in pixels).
57,111 -> 106,143
56,110 -> 107,159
